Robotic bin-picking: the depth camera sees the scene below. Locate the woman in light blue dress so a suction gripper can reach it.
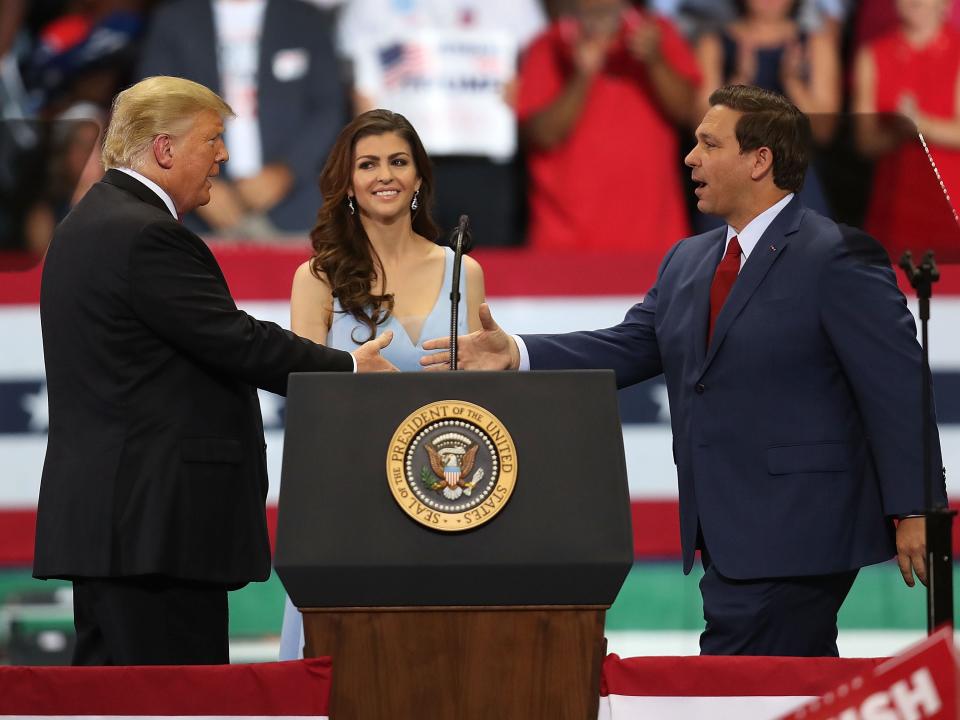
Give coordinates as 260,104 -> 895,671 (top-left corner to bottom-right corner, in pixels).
280,109 -> 486,660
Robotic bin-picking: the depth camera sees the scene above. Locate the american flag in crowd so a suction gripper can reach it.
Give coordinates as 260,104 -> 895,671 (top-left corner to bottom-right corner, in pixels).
378,42 -> 428,88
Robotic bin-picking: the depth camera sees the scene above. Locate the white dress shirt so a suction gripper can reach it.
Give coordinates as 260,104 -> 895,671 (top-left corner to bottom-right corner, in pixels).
724,193 -> 794,269
115,167 -> 179,218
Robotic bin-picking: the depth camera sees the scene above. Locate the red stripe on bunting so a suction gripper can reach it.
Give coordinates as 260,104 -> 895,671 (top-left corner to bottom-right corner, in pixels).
0,509 -> 35,566
599,654 -> 885,697
0,658 -> 332,715
630,500 -> 681,557
0,247 -> 660,303
5,245 -> 957,304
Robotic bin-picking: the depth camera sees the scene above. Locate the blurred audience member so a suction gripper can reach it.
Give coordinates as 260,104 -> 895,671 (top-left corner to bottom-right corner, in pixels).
517,0 -> 699,252
659,0 -> 737,38
337,0 -> 546,247
0,0 -> 28,119
0,1 -> 26,56
0,121 -> 46,254
26,7 -> 143,118
800,0 -> 852,37
2,1 -> 142,256
658,0 -> 849,40
138,0 -> 346,238
696,1 -> 839,120
694,0 -> 838,223
853,0 -> 960,48
854,0 -> 960,262
0,116 -> 99,258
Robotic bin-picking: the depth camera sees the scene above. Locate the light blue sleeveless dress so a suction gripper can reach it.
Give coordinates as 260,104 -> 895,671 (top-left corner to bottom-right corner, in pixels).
278,246 -> 468,660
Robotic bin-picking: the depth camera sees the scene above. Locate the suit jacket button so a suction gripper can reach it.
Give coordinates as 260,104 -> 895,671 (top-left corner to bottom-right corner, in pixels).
695,383 -> 705,394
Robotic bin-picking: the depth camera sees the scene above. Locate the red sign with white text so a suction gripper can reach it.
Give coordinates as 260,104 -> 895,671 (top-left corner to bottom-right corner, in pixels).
781,627 -> 958,720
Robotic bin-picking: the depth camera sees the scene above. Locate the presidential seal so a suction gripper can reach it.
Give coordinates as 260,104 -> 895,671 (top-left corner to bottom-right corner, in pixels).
386,400 -> 518,532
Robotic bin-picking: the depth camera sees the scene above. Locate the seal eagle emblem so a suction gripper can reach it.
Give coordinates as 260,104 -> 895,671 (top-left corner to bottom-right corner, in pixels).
386,400 -> 518,531
424,433 -> 482,500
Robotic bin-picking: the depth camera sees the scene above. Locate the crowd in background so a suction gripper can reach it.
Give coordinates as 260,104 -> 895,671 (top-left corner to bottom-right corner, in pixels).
2,0 -> 960,256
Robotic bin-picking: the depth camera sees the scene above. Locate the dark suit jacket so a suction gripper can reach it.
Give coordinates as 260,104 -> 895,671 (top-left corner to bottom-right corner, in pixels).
33,170 -> 353,586
524,198 -> 946,580
137,0 -> 346,232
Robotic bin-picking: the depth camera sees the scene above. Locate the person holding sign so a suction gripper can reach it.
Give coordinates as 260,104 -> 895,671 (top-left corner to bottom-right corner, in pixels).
336,0 -> 546,247
280,109 -> 486,659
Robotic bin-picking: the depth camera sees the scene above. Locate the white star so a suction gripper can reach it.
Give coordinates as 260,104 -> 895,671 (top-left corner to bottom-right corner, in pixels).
651,384 -> 671,423
257,389 -> 285,429
22,383 -> 49,432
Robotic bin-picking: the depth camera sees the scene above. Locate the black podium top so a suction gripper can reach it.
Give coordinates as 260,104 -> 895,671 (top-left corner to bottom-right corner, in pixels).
275,371 -> 633,608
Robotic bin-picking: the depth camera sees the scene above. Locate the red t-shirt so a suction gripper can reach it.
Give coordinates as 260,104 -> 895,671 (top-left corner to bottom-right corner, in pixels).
517,13 -> 701,253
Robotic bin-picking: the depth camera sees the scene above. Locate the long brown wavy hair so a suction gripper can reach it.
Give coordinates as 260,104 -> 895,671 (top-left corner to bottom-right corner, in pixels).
309,109 -> 439,344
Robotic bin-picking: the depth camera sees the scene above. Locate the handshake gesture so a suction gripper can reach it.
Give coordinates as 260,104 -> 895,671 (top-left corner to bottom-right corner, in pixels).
420,304 -> 520,371
345,303 -> 520,373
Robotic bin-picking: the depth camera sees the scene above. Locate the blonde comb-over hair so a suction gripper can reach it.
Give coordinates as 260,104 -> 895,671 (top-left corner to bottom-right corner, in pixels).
101,76 -> 234,170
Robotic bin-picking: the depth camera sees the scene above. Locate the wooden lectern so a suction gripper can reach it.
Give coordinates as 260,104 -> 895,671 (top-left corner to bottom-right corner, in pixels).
275,372 -> 633,720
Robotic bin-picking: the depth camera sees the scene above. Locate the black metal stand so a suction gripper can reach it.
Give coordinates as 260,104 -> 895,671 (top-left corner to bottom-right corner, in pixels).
899,250 -> 955,632
448,215 -> 471,371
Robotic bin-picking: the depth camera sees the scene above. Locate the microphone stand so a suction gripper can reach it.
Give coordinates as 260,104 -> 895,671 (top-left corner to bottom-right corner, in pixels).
899,250 -> 954,632
449,215 -> 471,371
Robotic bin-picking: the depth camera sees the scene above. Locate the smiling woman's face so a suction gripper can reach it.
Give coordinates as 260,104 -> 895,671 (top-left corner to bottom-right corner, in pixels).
350,132 -> 421,222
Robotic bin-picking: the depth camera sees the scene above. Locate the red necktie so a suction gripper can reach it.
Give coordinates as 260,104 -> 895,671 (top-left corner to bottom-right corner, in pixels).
708,236 -> 742,343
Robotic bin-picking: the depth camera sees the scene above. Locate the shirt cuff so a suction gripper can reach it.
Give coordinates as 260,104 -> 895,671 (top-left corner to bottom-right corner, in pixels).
351,353 -> 357,373
513,335 -> 531,372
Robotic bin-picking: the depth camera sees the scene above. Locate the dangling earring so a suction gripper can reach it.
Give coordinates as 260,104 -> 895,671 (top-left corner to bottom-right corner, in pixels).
347,196 -> 355,215
410,189 -> 420,212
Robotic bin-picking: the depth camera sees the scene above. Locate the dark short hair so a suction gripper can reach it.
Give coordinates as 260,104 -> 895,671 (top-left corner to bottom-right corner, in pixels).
708,84 -> 811,193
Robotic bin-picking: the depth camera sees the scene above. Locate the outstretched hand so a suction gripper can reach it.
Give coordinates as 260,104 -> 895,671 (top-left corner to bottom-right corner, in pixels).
420,303 -> 520,371
352,331 -> 399,372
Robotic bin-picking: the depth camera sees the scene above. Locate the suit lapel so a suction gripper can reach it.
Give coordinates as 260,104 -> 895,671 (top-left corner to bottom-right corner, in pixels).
701,198 -> 806,373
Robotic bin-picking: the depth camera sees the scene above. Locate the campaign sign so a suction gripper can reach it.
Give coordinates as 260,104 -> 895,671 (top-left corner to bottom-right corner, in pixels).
781,626 -> 958,720
353,29 -> 518,159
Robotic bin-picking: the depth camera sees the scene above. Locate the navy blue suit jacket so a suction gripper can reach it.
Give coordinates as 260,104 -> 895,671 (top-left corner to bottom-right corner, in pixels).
523,198 -> 945,579
137,0 -> 346,232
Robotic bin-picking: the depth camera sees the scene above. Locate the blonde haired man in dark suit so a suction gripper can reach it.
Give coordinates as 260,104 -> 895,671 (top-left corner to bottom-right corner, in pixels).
34,76 -> 394,665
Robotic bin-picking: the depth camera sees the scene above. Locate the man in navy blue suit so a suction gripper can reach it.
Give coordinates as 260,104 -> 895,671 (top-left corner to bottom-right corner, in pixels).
423,85 -> 945,656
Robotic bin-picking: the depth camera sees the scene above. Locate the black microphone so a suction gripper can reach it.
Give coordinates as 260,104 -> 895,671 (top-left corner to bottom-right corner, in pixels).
449,215 -> 471,370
